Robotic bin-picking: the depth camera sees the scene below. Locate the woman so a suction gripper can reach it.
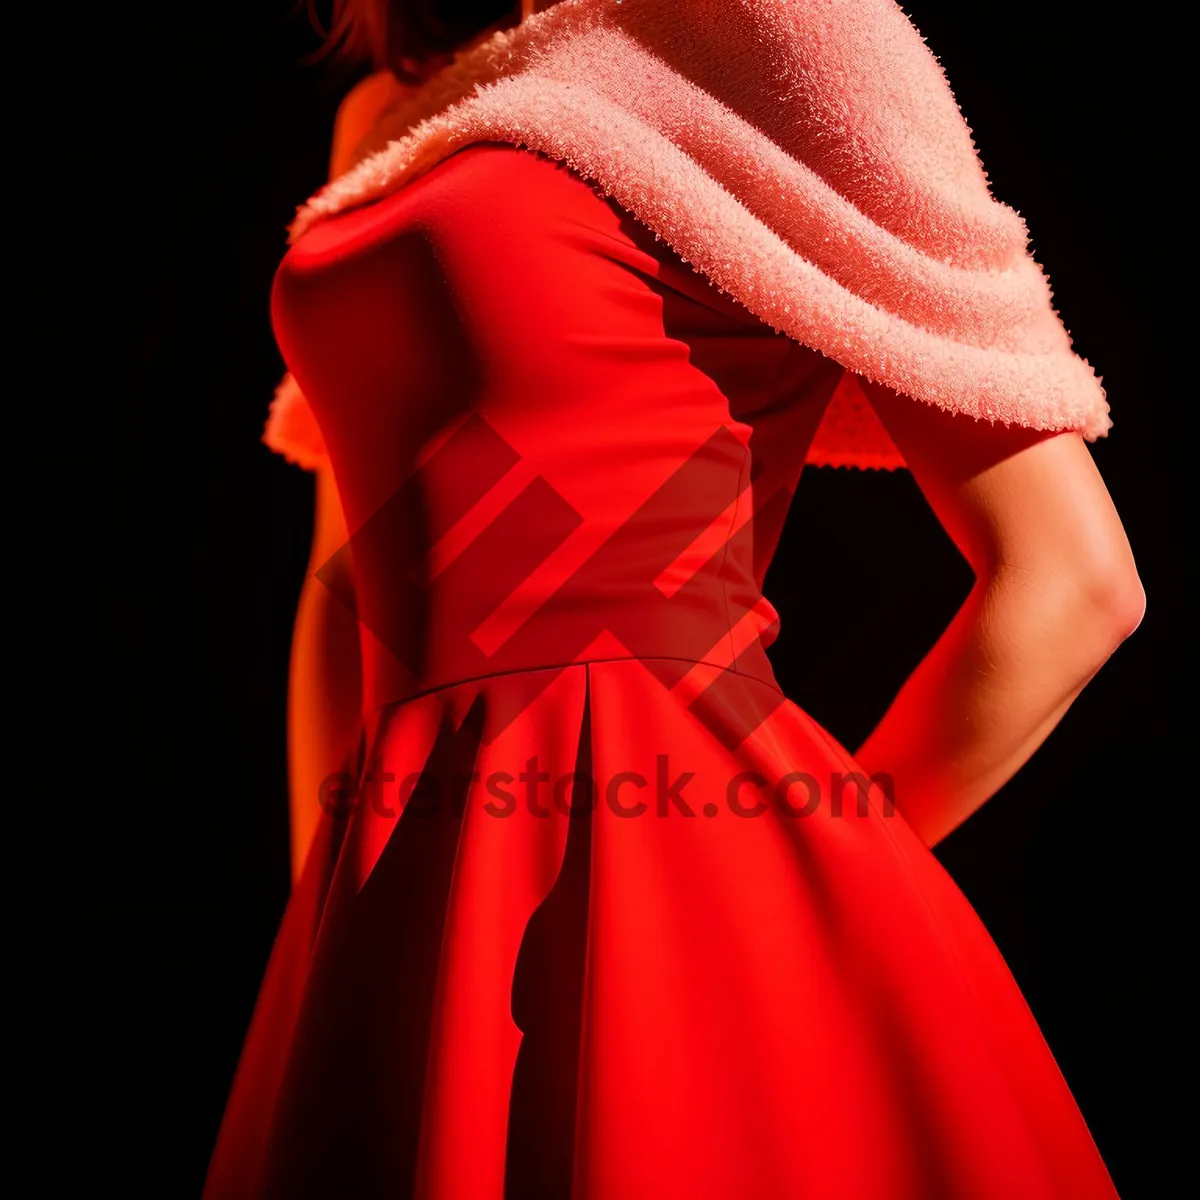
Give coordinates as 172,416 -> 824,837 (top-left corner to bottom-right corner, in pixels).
213,0 -> 1143,1195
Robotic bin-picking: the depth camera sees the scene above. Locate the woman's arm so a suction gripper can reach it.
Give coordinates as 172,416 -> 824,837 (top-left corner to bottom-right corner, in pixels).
851,381 -> 1146,848
287,465 -> 362,883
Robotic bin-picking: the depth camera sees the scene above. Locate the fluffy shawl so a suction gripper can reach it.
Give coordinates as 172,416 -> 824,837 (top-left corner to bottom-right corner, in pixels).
265,0 -> 1109,471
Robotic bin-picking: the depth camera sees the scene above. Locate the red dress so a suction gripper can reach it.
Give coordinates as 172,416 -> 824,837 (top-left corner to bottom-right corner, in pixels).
206,143 -> 1118,1198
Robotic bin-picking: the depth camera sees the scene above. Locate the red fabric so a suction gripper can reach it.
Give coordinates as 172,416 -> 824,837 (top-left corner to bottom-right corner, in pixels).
205,144 -> 1118,1198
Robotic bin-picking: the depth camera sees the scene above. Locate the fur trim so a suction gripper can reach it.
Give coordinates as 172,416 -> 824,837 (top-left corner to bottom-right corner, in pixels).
263,372 -> 328,471
274,0 -> 1109,471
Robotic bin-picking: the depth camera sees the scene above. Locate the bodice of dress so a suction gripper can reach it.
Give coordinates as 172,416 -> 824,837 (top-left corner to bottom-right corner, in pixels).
271,142 -> 845,714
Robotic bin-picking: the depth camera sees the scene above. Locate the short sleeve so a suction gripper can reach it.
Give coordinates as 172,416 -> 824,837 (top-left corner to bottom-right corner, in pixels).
804,372 -> 905,471
263,373 -> 329,471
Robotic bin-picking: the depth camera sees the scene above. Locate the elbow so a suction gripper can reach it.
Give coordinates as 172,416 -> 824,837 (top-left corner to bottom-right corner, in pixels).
1093,560 -> 1146,649
1066,552 -> 1146,664
989,546 -> 1145,674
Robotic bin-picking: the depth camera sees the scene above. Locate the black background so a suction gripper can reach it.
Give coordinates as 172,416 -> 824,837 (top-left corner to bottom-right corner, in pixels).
19,2 -> 1188,1194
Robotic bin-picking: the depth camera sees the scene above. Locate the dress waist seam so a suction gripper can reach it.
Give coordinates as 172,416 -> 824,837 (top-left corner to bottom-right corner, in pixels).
368,653 -> 783,717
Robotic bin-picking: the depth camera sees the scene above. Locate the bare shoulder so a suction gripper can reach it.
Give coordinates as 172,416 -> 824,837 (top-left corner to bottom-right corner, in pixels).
337,70 -> 406,124
330,70 -> 411,176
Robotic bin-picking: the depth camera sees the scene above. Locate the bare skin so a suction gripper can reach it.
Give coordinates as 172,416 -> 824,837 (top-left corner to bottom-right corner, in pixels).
853,383 -> 1144,848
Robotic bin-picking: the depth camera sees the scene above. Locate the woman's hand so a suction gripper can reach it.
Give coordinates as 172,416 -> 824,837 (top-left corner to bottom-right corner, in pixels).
850,381 -> 1145,848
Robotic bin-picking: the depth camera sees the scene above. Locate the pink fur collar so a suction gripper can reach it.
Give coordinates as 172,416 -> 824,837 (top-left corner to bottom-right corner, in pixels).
276,0 -> 1109,470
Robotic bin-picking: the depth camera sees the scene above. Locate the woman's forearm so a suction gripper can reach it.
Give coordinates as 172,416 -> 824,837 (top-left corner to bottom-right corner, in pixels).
853,563 -> 1140,848
286,468 -> 362,884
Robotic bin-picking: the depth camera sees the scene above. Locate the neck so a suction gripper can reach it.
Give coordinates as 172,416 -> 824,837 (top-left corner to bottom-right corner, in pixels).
453,1 -> 555,59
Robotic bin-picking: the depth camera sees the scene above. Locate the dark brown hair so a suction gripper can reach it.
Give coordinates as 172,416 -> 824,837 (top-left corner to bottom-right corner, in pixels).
307,1 -> 525,84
